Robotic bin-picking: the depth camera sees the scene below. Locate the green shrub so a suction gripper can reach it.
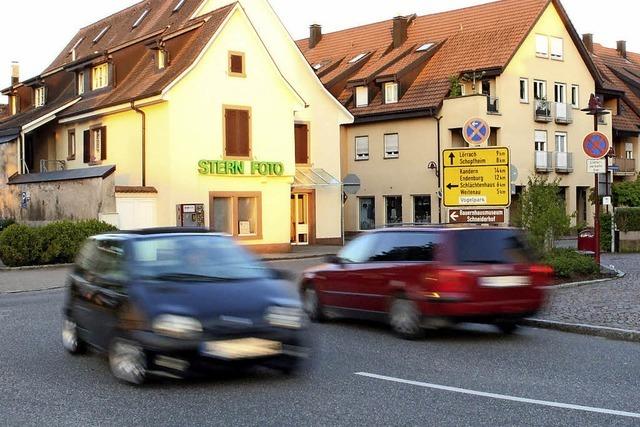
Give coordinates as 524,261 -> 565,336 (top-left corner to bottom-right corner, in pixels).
0,218 -> 15,232
0,224 -> 41,267
612,178 -> 640,207
0,220 -> 117,267
615,207 -> 640,232
600,212 -> 612,252
542,248 -> 599,279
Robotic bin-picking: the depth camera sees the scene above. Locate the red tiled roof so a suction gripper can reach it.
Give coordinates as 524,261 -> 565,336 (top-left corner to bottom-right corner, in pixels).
298,0 -> 552,117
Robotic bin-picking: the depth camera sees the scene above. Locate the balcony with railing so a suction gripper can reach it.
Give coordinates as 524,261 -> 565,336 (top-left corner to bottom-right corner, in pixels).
39,159 -> 66,173
535,151 -> 553,172
533,99 -> 552,122
610,157 -> 636,175
486,96 -> 499,114
554,102 -> 573,124
554,151 -> 573,173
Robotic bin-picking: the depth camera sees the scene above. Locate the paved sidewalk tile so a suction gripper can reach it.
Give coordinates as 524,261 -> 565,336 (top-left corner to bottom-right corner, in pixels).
0,267 -> 70,293
536,253 -> 640,331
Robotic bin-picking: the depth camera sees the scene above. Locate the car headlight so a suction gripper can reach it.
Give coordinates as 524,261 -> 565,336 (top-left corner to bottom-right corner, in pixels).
152,314 -> 202,339
264,306 -> 304,329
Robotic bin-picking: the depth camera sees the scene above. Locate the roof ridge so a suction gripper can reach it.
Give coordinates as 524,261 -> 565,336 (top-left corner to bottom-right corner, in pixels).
78,0 -> 149,31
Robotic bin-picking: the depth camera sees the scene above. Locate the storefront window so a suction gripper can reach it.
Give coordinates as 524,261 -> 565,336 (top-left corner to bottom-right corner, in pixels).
385,196 -> 402,225
210,192 -> 262,239
413,196 -> 431,224
359,197 -> 375,230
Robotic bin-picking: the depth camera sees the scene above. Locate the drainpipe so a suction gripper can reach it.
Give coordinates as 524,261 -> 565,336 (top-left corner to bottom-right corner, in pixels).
131,102 -> 146,187
435,115 -> 443,224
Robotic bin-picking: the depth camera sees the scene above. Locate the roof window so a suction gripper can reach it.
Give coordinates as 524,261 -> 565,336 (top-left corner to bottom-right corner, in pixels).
70,37 -> 84,52
312,63 -> 323,70
173,0 -> 186,13
93,26 -> 110,44
416,43 -> 434,52
132,10 -> 149,29
348,53 -> 368,64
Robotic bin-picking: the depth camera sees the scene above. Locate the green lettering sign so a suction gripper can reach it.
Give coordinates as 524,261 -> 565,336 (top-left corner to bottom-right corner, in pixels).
198,160 -> 284,177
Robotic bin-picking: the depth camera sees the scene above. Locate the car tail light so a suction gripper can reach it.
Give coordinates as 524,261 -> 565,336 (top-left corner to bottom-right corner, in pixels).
529,264 -> 554,287
432,269 -> 473,293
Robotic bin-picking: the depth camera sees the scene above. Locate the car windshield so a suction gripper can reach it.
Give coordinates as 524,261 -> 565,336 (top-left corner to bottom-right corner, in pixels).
454,229 -> 533,264
130,235 -> 271,281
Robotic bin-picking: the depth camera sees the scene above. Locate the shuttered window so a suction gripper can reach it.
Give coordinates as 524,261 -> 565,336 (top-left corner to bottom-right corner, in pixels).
225,108 -> 251,158
229,52 -> 245,76
87,126 -> 107,163
355,136 -> 369,160
83,130 -> 91,163
295,124 -> 309,164
384,133 -> 399,158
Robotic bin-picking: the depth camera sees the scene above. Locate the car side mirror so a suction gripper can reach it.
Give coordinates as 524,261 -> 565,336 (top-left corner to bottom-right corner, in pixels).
324,255 -> 343,265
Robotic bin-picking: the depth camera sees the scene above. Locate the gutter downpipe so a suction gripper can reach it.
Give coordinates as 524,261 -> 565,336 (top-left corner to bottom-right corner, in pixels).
435,115 -> 443,224
131,101 -> 146,187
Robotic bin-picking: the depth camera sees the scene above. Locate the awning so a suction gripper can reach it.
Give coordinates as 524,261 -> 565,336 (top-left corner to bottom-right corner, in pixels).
293,167 -> 341,188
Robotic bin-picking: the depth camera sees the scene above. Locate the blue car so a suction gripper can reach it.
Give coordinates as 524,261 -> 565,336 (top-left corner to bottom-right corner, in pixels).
62,228 -> 309,385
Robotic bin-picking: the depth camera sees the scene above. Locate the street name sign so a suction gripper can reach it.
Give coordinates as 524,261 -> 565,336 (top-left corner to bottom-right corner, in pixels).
442,147 -> 510,207
582,131 -> 610,160
462,117 -> 491,146
586,158 -> 606,173
449,208 -> 505,224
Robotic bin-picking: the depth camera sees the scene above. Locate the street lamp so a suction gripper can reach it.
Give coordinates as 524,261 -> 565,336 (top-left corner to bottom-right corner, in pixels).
581,94 -> 610,265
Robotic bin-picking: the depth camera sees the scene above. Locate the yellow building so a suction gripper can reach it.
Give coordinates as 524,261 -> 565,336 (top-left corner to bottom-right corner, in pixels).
299,0 -> 620,232
0,0 -> 352,252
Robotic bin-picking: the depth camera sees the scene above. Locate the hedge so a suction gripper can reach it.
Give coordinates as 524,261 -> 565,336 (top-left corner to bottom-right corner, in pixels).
615,208 -> 640,232
0,220 -> 117,267
542,248 -> 600,279
0,218 -> 15,233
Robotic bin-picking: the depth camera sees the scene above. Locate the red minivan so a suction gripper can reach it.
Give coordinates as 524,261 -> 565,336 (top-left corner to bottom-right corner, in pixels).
300,227 -> 552,339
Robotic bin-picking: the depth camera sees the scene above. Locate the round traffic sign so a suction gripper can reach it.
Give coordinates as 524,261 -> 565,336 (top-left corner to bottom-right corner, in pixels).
582,131 -> 610,160
342,174 -> 361,195
463,118 -> 490,146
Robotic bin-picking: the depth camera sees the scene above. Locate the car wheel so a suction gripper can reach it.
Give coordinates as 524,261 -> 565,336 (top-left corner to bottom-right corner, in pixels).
109,338 -> 147,385
62,319 -> 87,355
496,322 -> 519,335
303,286 -> 325,322
389,298 -> 423,339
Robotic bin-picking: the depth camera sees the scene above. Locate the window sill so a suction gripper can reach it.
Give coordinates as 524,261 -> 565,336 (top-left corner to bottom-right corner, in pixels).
354,158 -> 369,162
67,156 -> 76,161
228,72 -> 247,78
384,156 -> 399,160
89,161 -> 103,166
223,155 -> 252,161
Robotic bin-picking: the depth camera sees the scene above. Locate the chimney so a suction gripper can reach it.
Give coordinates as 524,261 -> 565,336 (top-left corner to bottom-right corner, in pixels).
393,16 -> 409,49
617,40 -> 627,59
582,33 -> 593,53
309,24 -> 322,49
11,61 -> 19,86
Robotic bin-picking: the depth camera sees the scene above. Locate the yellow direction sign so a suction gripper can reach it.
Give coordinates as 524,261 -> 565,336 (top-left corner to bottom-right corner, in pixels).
442,147 -> 510,207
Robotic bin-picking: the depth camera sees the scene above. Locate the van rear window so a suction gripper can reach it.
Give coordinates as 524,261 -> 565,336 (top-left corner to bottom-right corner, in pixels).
454,230 -> 532,264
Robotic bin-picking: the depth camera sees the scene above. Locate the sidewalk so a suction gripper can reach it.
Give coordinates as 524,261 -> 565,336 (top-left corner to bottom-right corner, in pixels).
0,245 -> 339,294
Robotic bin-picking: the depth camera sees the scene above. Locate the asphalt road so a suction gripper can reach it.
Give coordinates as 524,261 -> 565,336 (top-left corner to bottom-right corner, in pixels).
1,258 -> 639,426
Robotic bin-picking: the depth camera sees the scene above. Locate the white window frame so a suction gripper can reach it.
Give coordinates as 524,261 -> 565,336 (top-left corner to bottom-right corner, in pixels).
533,80 -> 546,100
34,87 -> 46,107
384,82 -> 398,104
383,133 -> 399,159
92,63 -> 109,90
349,53 -> 368,64
355,136 -> 369,161
555,132 -> 567,153
78,72 -> 85,95
554,82 -> 566,103
571,84 -> 579,108
92,128 -> 103,162
416,42 -> 434,52
519,78 -> 529,103
355,86 -> 368,107
535,34 -> 549,58
625,143 -> 634,160
460,84 -> 466,96
535,130 -> 548,151
550,37 -> 564,60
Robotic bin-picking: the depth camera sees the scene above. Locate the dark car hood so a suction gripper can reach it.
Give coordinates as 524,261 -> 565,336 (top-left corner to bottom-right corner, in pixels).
130,278 -> 301,325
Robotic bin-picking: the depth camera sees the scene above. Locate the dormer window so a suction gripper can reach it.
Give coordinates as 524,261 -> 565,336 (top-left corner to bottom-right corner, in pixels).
34,87 -> 46,107
78,71 -> 85,95
93,26 -> 110,44
92,63 -> 109,90
355,86 -> 368,107
349,53 -> 368,64
312,63 -> 323,70
384,82 -> 398,104
173,0 -> 186,13
157,49 -> 167,70
132,10 -> 149,29
416,42 -> 434,52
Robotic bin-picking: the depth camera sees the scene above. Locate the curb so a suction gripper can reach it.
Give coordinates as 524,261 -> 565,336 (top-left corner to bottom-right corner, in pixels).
547,264 -> 625,290
0,263 -> 73,272
522,318 -> 640,343
0,285 -> 65,295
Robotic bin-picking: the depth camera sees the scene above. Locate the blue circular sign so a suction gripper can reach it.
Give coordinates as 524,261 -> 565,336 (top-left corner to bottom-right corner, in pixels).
582,131 -> 610,159
463,118 -> 490,146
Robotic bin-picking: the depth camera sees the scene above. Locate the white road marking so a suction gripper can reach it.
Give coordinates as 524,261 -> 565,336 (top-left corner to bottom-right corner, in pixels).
355,372 -> 640,419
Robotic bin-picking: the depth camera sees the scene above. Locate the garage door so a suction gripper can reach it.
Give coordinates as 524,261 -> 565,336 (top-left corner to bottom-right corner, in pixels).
116,198 -> 157,230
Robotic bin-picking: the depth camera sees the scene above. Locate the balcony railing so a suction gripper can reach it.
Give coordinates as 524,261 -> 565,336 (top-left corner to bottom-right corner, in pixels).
534,99 -> 552,122
535,151 -> 553,172
610,157 -> 636,174
554,102 -> 573,124
39,159 -> 67,173
486,96 -> 499,114
554,151 -> 573,173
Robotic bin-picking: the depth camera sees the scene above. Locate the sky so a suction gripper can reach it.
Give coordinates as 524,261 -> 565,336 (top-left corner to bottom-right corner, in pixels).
1,0 -> 639,102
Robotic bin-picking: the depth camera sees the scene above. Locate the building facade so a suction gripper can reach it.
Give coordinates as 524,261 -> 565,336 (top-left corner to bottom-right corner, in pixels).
0,0 -> 352,251
299,0 -> 614,233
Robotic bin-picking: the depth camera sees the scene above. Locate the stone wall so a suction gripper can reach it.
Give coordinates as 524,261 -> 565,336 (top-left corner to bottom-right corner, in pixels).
619,231 -> 640,253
